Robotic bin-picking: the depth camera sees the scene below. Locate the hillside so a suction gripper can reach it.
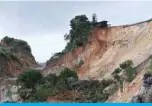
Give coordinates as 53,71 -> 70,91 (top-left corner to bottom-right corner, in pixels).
0,36 -> 38,102
44,19 -> 152,79
2,18 -> 152,103
0,36 -> 37,77
42,19 -> 152,102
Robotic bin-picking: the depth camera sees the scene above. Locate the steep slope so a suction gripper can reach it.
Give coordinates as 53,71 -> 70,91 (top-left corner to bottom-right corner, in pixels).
0,36 -> 38,102
0,36 -> 37,77
44,19 -> 152,81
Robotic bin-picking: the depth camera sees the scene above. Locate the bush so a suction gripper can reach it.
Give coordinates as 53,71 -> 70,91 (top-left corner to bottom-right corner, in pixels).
149,60 -> 152,70
34,86 -> 54,102
17,69 -> 43,88
58,68 -> 78,80
80,80 -> 112,102
120,60 -> 133,69
55,79 -> 69,92
113,60 -> 136,82
71,79 -> 115,102
45,73 -> 57,86
100,79 -> 115,88
18,87 -> 33,99
63,15 -> 92,52
112,68 -> 122,75
124,67 -> 136,82
2,36 -> 31,53
0,46 -> 17,60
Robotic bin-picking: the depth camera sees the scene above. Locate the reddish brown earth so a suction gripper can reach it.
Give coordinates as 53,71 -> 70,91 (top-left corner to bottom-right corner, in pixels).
44,19 -> 152,81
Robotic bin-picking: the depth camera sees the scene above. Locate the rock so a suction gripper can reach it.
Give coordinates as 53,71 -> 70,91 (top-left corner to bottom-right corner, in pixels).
131,95 -> 143,103
131,74 -> 152,103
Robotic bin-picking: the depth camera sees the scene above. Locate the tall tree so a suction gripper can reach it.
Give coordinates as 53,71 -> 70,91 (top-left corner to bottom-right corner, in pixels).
64,15 -> 92,52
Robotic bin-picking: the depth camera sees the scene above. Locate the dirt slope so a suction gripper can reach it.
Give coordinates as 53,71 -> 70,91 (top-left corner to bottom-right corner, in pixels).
44,19 -> 152,81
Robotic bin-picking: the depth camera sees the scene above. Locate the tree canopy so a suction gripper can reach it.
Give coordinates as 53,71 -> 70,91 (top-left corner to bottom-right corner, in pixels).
63,15 -> 92,52
17,69 -> 43,88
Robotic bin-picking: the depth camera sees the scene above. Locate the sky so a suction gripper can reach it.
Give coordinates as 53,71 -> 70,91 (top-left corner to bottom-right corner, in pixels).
0,1 -> 152,63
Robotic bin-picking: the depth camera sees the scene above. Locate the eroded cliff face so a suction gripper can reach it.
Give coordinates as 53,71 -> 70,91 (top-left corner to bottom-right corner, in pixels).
0,37 -> 38,77
44,19 -> 152,82
0,37 -> 38,102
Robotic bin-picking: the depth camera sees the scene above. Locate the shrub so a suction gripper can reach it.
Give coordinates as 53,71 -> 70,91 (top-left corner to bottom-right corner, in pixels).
146,60 -> 152,74
113,60 -> 136,82
2,36 -> 31,53
147,69 -> 152,74
149,60 -> 152,70
18,87 -> 33,99
81,82 -> 110,102
120,60 -> 133,69
124,66 -> 136,82
112,68 -> 122,75
113,74 -> 121,81
17,69 -> 43,88
100,79 -> 115,88
34,86 -> 54,102
54,79 -> 69,92
45,73 -> 57,86
71,80 -> 90,91
63,15 -> 92,52
58,68 -> 78,80
0,46 -> 17,60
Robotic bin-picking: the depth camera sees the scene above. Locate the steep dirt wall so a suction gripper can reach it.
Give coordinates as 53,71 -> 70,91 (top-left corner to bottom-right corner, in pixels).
44,19 -> 152,80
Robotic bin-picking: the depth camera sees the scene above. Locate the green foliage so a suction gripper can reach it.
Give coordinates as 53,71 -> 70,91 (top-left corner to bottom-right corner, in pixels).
18,87 -> 33,99
48,14 -> 93,63
113,60 -> 136,83
49,52 -> 65,62
18,68 -> 117,102
147,60 -> 152,74
18,68 -> 78,102
147,69 -> 152,74
54,79 -> 69,92
0,46 -> 17,60
45,73 -> 57,86
119,60 -> 133,69
81,79 -> 114,102
17,69 -> 43,88
2,36 -> 31,53
64,15 -> 92,52
113,74 -> 121,81
124,66 -> 136,82
149,60 -> 152,69
34,85 -> 54,102
112,68 -> 122,75
72,79 -> 115,102
58,68 -> 78,80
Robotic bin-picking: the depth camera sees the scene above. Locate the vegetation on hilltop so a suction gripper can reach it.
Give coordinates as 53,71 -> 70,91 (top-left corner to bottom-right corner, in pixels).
0,45 -> 17,60
2,36 -> 32,54
48,14 -> 98,63
63,15 -> 92,52
0,36 -> 36,76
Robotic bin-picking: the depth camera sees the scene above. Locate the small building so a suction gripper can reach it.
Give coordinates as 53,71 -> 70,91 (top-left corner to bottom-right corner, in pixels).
94,20 -> 109,28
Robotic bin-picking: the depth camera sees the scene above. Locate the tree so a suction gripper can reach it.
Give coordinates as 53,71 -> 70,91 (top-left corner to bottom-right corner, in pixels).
119,60 -> 133,70
63,15 -> 92,52
17,69 -> 43,88
59,68 -> 78,80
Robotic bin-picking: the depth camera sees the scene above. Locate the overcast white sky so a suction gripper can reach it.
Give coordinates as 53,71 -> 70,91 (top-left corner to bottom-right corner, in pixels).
0,1 -> 152,62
